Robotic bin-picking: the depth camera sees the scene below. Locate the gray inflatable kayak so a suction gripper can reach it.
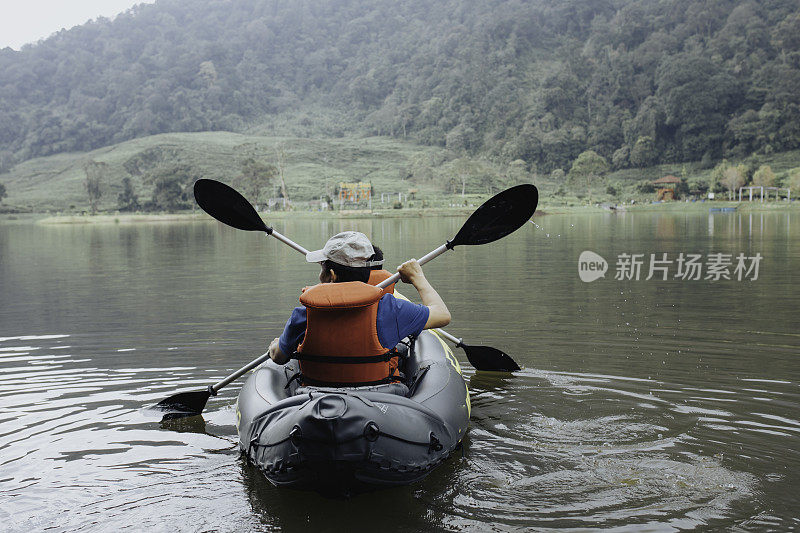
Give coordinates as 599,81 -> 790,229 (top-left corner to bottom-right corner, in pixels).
236,329 -> 471,495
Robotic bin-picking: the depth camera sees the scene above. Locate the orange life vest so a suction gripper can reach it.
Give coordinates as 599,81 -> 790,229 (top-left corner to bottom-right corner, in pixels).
295,281 -> 400,387
367,269 -> 396,294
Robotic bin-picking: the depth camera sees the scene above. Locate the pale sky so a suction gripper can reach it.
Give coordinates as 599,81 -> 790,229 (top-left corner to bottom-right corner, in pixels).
0,0 -> 157,50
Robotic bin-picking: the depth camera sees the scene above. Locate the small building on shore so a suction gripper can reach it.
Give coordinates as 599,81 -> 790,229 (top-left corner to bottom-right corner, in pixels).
652,175 -> 681,201
337,182 -> 372,208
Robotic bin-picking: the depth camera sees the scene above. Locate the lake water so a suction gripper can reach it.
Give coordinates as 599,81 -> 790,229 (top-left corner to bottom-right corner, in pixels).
1,210 -> 798,531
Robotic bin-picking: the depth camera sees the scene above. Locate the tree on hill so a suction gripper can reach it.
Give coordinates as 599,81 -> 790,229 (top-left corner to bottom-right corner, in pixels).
151,176 -> 185,211
752,165 -> 775,187
145,165 -> 194,211
274,145 -> 291,208
0,182 -> 6,204
117,176 -> 140,211
452,158 -> 480,196
655,53 -> 742,161
629,137 -> 657,168
788,168 -> 800,197
710,160 -> 729,194
722,166 -> 745,199
234,158 -> 277,206
507,159 -> 530,185
569,150 -> 608,203
611,146 -> 630,170
83,160 -> 107,214
123,146 -> 182,177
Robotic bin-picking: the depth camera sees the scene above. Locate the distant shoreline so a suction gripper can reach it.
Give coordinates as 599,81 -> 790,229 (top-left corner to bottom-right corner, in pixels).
0,200 -> 796,225
545,200 -> 799,215
32,207 -> 484,225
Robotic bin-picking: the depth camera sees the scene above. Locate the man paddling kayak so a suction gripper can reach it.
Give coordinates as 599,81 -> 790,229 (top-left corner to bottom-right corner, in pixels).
267,231 -> 450,386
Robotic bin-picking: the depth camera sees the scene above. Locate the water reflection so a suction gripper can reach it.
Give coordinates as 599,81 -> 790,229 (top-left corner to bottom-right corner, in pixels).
1,212 -> 799,530
159,414 -> 208,434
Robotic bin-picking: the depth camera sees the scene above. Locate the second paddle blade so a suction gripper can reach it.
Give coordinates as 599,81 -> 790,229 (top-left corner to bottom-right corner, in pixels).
194,179 -> 269,232
152,389 -> 211,419
452,184 -> 538,247
461,343 -> 521,372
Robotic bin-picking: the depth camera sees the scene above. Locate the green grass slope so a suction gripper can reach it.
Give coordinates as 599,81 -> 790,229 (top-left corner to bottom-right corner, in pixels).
0,131 -> 459,213
1,130 -> 798,214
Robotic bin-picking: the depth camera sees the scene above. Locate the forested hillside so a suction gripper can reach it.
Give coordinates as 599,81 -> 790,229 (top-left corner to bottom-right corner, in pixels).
1,0 -> 799,175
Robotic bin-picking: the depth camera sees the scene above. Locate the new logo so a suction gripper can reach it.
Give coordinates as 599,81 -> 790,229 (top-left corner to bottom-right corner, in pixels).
578,251 -> 608,282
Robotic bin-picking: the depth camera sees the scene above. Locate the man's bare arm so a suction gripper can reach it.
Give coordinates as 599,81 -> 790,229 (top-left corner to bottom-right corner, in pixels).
397,259 -> 451,329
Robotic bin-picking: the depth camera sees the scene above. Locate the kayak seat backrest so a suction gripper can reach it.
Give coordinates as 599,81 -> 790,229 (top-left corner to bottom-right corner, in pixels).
294,382 -> 409,397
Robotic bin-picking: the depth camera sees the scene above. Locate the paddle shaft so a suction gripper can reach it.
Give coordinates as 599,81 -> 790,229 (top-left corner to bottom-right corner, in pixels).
268,228 -> 310,255
211,352 -> 273,393
433,327 -> 462,346
376,243 -> 449,289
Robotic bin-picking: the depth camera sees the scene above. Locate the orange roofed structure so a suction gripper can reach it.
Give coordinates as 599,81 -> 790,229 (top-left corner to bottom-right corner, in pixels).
652,175 -> 681,201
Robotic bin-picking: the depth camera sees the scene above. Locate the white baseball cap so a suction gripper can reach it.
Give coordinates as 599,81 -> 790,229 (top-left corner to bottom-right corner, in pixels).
305,231 -> 383,268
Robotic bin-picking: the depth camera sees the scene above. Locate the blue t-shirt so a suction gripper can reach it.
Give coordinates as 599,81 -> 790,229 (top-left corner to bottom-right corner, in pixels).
278,293 -> 429,356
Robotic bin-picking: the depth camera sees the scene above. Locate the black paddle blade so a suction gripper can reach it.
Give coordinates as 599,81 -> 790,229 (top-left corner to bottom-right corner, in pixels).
452,184 -> 538,247
194,179 -> 270,232
152,389 -> 211,419
461,343 -> 521,372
